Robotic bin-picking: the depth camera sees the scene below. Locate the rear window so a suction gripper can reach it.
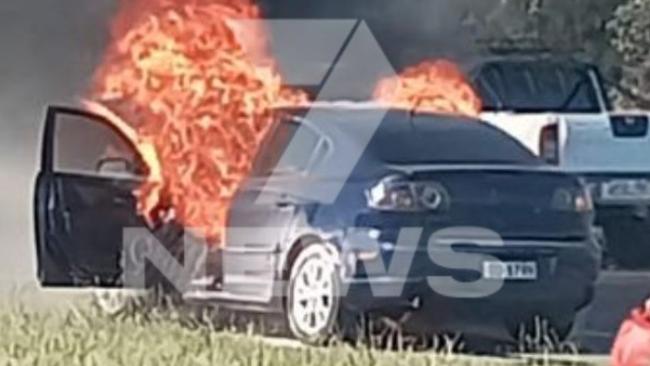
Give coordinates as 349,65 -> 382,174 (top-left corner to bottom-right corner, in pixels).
474,61 -> 602,113
251,118 -> 323,176
366,117 -> 540,166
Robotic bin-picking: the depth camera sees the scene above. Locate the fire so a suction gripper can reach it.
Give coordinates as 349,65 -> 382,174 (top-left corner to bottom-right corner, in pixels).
89,1 -> 480,245
373,60 -> 482,117
90,0 -> 307,244
82,100 -> 164,220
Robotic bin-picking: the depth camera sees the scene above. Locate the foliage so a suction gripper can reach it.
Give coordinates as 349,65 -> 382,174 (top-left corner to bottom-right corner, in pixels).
608,0 -> 650,107
464,0 -> 650,108
0,303 -> 596,366
469,0 -> 623,65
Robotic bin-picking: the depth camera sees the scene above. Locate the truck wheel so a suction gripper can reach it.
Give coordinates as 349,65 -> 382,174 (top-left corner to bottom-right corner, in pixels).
286,245 -> 341,344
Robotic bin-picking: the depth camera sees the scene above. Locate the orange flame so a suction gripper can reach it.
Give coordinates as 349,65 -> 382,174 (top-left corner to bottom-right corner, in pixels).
90,0 -> 308,244
374,60 -> 482,117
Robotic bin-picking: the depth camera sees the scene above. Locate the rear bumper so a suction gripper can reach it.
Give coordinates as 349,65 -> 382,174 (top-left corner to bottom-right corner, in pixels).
340,233 -> 600,339
343,276 -> 596,341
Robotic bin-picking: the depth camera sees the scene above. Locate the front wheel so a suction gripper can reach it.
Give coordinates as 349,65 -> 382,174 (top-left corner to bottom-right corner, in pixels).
286,245 -> 342,344
92,288 -> 148,316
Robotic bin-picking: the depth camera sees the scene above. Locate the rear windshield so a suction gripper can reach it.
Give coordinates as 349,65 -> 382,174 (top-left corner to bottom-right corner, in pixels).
474,61 -> 603,113
366,117 -> 540,165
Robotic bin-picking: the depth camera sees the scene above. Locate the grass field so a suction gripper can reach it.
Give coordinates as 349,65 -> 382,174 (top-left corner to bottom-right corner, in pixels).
0,297 -> 606,366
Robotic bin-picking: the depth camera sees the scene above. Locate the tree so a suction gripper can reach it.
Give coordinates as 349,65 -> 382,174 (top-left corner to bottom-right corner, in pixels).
470,0 -> 622,64
464,0 -> 630,107
608,0 -> 650,108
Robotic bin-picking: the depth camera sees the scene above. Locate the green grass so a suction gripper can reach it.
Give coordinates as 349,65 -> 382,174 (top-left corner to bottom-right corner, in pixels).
0,300 -> 602,366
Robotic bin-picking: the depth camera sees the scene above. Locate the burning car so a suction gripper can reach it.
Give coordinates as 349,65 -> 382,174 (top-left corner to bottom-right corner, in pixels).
34,102 -> 601,344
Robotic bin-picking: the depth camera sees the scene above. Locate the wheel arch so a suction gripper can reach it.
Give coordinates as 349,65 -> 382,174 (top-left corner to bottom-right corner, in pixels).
279,205 -> 345,281
282,233 -> 323,281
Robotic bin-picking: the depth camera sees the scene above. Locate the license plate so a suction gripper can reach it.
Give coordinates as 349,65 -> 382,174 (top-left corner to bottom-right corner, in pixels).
601,179 -> 650,202
483,261 -> 538,281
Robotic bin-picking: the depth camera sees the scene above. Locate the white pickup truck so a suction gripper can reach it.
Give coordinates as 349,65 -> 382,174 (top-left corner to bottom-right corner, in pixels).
470,56 -> 650,269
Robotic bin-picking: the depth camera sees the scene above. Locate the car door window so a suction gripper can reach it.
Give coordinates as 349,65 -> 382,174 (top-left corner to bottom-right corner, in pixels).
252,120 -> 321,177
53,113 -> 145,179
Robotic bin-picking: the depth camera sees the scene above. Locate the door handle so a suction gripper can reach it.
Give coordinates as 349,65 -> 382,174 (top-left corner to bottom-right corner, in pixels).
112,196 -> 130,205
275,195 -> 295,209
276,200 -> 293,209
62,210 -> 72,232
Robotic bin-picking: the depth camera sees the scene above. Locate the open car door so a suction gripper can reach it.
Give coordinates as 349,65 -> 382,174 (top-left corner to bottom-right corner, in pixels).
34,106 -> 149,287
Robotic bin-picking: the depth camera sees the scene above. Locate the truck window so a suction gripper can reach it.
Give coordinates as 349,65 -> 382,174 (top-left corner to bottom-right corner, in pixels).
475,61 -> 603,113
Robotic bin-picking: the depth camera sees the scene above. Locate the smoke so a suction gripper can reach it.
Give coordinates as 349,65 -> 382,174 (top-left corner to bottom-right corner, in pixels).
0,0 -> 506,290
260,0 -> 504,69
0,0 -> 116,290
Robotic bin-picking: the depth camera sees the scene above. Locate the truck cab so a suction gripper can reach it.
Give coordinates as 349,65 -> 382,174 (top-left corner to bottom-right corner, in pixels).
471,56 -> 650,270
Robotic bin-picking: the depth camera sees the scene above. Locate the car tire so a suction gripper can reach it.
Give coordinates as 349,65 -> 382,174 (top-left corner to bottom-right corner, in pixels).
93,222 -> 185,317
511,315 -> 576,347
92,288 -> 146,316
92,285 -> 180,317
553,319 -> 575,341
285,244 -> 342,345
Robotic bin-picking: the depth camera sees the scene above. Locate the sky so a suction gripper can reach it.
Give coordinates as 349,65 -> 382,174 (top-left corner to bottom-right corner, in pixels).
0,0 -> 498,292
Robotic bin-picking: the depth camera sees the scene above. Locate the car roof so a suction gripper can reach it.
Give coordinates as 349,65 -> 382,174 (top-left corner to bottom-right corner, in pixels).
277,102 -> 496,138
275,103 -> 540,167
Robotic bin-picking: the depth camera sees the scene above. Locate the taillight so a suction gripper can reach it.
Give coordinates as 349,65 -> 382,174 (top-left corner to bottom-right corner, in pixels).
540,124 -> 559,165
366,175 -> 449,212
552,185 -> 593,213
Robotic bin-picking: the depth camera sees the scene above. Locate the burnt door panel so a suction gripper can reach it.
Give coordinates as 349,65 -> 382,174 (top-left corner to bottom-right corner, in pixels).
35,106 -> 148,287
224,182 -> 295,302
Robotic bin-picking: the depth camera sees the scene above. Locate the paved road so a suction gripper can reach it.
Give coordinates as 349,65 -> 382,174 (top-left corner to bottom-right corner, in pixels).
260,270 -> 650,355
571,270 -> 650,354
